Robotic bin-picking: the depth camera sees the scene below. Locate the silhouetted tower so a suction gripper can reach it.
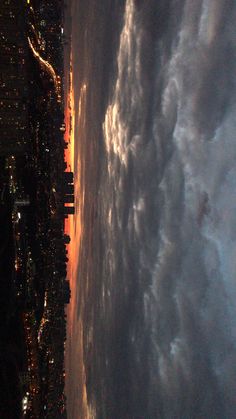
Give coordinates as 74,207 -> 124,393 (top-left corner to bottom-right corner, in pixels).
62,171 -> 75,215
64,194 -> 74,203
64,184 -> 74,194
64,172 -> 73,183
64,234 -> 71,244
64,206 -> 75,215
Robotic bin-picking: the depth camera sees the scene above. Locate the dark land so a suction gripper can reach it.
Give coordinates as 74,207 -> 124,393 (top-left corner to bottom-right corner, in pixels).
0,1 -> 72,418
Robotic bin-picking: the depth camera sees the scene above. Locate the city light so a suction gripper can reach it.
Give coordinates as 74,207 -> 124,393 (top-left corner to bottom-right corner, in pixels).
1,1 -> 72,416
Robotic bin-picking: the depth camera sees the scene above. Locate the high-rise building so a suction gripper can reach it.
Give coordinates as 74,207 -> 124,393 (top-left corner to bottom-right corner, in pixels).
64,194 -> 74,203
63,234 -> 71,244
63,280 -> 71,304
64,184 -> 74,195
64,206 -> 75,215
64,171 -> 73,183
0,0 -> 29,156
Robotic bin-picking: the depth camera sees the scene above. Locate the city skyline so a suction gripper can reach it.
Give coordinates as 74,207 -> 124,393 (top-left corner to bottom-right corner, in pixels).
1,1 -> 236,418
0,1 -> 74,417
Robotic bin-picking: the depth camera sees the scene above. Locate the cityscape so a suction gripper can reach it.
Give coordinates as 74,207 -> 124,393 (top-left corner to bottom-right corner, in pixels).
0,0 -> 72,417
1,1 -> 236,419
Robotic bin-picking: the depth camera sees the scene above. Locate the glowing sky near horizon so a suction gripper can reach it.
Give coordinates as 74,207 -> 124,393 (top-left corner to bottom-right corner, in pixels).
64,52 -> 92,419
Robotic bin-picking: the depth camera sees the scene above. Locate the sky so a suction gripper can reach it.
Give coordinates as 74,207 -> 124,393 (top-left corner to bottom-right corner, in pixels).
65,1 -> 236,418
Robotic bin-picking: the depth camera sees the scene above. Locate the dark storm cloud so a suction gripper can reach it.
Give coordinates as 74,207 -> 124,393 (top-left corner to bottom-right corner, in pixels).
175,0 -> 236,140
188,42 -> 236,139
99,0 -> 236,417
142,1 -> 236,416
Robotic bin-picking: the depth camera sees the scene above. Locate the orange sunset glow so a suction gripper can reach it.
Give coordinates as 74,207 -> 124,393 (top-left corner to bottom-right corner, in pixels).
64,53 -> 92,419
64,52 -> 78,329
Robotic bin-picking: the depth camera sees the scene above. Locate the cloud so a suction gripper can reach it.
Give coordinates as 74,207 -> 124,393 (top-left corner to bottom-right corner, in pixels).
72,0 -> 236,417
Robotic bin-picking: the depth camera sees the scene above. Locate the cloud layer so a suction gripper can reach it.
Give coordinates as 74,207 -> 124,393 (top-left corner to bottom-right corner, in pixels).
70,0 -> 236,417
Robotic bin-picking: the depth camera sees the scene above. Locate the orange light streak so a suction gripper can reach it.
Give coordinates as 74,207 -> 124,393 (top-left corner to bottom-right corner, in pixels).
28,37 -> 61,99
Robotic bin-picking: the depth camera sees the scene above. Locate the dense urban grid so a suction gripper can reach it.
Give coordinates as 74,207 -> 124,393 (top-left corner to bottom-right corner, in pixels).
0,1 -> 72,417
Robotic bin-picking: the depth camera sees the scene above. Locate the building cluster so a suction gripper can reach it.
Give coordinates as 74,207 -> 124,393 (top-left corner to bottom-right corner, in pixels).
63,171 -> 75,215
0,1 -> 29,155
27,0 -> 65,105
0,1 -> 73,418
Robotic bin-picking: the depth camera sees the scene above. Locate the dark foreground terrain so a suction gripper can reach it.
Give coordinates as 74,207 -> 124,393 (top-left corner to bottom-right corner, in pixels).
0,1 -> 71,418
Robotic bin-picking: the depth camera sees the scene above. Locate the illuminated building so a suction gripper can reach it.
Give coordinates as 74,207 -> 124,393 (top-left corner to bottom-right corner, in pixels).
0,0 -> 29,156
